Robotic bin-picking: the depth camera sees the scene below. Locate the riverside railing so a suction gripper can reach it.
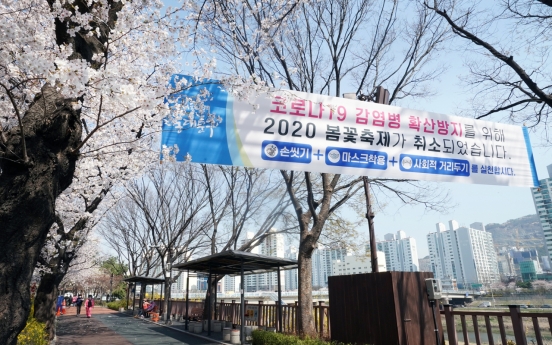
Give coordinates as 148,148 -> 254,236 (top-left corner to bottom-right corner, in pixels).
217,300 -> 330,338
161,299 -> 330,338
142,299 -> 552,344
441,304 -> 552,345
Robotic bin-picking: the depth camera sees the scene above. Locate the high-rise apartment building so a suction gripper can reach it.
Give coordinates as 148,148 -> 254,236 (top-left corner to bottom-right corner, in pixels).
376,231 -> 419,272
532,164 -> 552,256
284,246 -> 298,291
284,245 -> 348,290
223,275 -> 240,293
312,246 -> 349,288
427,220 -> 499,287
496,253 -> 516,280
418,256 -> 432,272
243,229 -> 285,292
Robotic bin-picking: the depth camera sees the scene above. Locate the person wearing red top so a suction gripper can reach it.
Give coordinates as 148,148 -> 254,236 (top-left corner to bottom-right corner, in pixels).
85,295 -> 94,318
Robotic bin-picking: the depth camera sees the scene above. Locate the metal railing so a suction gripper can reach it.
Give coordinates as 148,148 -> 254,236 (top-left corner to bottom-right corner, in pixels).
441,304 -> 552,345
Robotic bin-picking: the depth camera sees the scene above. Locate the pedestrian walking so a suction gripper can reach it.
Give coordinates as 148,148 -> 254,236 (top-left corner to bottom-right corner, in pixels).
85,295 -> 94,318
56,295 -> 64,316
75,294 -> 84,316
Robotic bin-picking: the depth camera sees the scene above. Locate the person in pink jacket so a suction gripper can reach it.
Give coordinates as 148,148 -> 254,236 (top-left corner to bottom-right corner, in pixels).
85,295 -> 94,318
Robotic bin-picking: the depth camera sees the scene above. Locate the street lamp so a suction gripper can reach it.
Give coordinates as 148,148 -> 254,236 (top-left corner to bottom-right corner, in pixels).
343,87 -> 389,273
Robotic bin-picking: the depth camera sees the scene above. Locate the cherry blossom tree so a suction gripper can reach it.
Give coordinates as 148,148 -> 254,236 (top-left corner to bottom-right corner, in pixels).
30,232 -> 103,339
0,1 -> 221,343
57,234 -> 104,295
32,189 -> 117,340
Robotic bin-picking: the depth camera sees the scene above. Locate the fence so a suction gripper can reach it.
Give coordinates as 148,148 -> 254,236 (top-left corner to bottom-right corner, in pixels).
157,299 -> 330,338
152,298 -> 552,344
217,300 -> 330,338
441,305 -> 552,345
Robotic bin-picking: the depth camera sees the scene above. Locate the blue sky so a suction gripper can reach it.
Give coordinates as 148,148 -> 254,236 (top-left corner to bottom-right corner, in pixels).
367,147 -> 548,257
137,0 -> 550,259
356,54 -> 551,258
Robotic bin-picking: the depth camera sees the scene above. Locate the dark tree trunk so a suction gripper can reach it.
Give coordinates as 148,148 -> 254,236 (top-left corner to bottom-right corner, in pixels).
202,277 -> 219,321
33,198 -> 105,340
0,86 -> 82,345
0,2 -> 123,343
33,273 -> 62,341
34,244 -> 77,341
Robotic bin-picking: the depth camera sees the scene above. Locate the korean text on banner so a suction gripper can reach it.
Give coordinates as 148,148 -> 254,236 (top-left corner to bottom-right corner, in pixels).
161,75 -> 539,187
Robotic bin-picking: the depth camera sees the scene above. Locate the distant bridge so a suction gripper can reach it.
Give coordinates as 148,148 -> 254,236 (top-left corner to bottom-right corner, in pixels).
170,289 -> 480,304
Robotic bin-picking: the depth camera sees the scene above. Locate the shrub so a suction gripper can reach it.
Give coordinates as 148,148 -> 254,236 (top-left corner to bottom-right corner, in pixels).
251,330 -> 355,345
17,303 -> 48,345
107,299 -> 128,311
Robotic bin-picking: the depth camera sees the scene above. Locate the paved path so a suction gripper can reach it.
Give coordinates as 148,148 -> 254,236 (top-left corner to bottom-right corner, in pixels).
56,307 -> 225,345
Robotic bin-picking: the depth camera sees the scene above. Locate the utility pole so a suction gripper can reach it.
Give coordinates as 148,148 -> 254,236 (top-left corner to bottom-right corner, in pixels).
344,86 -> 389,273
363,176 -> 378,273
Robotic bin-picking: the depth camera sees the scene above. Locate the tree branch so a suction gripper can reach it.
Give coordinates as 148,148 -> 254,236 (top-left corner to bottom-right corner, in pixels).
428,2 -> 552,119
0,82 -> 28,163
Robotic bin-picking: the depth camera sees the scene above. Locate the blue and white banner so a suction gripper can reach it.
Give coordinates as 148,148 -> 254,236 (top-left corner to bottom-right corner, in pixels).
162,75 -> 539,187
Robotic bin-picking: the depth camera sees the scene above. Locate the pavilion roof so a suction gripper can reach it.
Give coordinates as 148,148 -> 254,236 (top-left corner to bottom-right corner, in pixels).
172,250 -> 298,276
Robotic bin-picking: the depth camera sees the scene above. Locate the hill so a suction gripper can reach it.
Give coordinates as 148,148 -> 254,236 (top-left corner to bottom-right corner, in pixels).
485,214 -> 546,255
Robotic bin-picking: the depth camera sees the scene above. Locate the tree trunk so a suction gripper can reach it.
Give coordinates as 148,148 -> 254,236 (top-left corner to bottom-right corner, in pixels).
33,273 -> 61,341
34,249 -> 74,341
164,278 -> 170,321
0,85 -> 82,345
33,201 -> 102,340
297,246 -> 316,336
202,277 -> 219,320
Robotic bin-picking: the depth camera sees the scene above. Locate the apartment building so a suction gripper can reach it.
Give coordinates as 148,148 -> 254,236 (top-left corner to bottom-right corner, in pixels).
427,220 -> 499,287
376,231 -> 419,272
532,164 -> 552,256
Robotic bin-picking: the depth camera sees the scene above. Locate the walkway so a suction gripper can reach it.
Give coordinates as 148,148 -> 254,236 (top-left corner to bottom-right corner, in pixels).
55,306 -> 226,345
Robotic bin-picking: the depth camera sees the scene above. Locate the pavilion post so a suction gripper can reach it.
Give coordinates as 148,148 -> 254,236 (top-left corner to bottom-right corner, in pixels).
160,283 -> 163,315
185,270 -> 190,331
138,282 -> 145,316
126,283 -> 131,312
214,274 -> 218,320
277,266 -> 282,333
208,267 -> 212,336
240,261 -> 245,345
132,284 -> 136,314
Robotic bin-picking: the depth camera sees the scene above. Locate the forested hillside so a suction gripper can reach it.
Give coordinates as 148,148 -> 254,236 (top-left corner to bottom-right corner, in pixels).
486,214 -> 545,255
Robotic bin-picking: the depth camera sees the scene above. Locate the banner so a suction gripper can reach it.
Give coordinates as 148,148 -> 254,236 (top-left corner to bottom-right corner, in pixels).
161,75 -> 539,187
